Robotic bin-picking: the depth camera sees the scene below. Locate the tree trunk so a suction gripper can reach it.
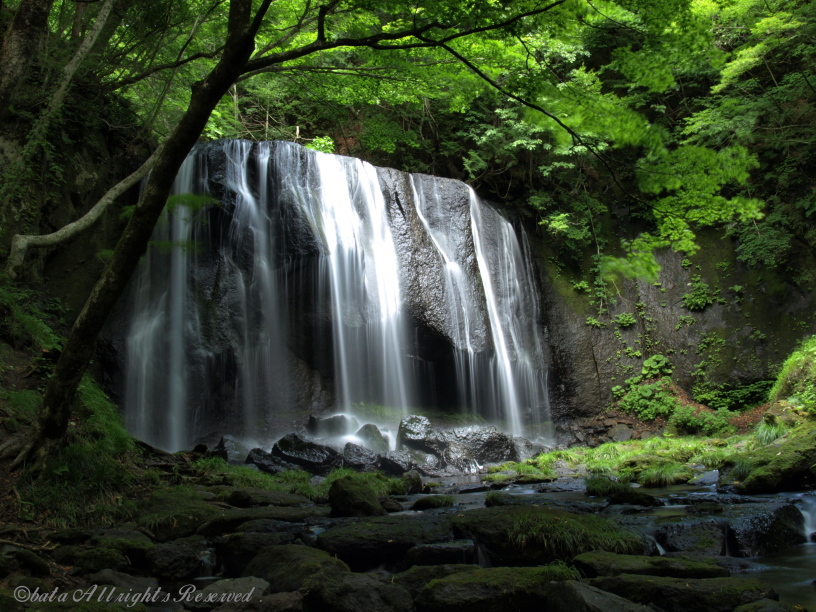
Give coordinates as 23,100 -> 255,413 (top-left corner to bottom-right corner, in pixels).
10,0 -> 259,471
0,0 -> 53,121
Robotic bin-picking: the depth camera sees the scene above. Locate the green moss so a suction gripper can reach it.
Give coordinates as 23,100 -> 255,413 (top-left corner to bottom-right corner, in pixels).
138,486 -> 224,541
769,334 -> 816,412
726,421 -> 816,493
412,495 -> 455,511
508,511 -> 644,558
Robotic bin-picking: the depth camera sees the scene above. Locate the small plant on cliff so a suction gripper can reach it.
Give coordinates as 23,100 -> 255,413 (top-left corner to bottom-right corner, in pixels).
613,312 -> 637,328
681,275 -> 719,311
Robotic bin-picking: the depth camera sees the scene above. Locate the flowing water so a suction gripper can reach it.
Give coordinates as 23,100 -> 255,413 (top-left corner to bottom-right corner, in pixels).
121,141 -> 550,450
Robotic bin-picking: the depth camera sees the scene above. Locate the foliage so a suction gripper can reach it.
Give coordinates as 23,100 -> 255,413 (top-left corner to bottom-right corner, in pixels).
769,335 -> 816,412
0,274 -> 64,351
617,379 -> 680,421
668,405 -> 735,436
613,313 -> 637,328
682,276 -> 719,311
693,379 -> 773,411
17,375 -> 137,527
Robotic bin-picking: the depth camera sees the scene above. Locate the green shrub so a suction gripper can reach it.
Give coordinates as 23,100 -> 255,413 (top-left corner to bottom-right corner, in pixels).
693,380 -> 774,411
669,405 -> 734,435
617,380 -> 680,421
641,354 -> 673,379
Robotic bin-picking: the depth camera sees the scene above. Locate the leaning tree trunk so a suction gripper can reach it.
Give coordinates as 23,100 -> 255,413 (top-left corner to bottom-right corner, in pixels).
6,0 -> 261,471
0,0 -> 54,121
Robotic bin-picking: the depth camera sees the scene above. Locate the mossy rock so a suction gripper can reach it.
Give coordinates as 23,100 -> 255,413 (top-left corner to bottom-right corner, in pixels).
316,514 -> 454,571
414,564 -> 579,612
52,546 -> 127,573
572,551 -> 730,579
216,532 -> 297,578
196,505 -> 330,537
733,599 -> 800,612
449,506 -> 646,566
138,486 -> 224,541
0,588 -> 25,612
723,502 -> 805,557
723,422 -> 816,493
12,549 -> 50,577
329,475 -> 387,517
589,574 -> 777,612
89,531 -> 153,566
391,564 -> 480,599
207,486 -> 313,508
618,455 -> 673,475
241,544 -> 349,592
301,569 -> 413,612
411,496 -> 455,511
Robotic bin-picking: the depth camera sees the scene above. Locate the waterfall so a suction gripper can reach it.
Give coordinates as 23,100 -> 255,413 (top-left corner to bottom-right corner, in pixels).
120,140 -> 550,451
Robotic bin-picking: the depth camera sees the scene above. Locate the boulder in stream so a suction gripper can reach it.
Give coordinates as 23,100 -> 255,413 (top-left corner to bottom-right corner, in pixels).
271,433 -> 344,475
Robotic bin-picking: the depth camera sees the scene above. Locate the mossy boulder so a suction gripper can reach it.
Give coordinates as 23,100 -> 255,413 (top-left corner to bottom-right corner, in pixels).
89,530 -> 154,567
138,486 -> 224,541
242,545 -> 349,593
145,537 -> 205,580
215,532 -> 296,577
722,422 -> 816,494
733,599 -> 800,612
301,569 -> 413,612
723,502 -> 805,556
329,475 -> 387,517
209,487 -> 313,508
0,587 -> 25,612
53,546 -> 127,574
404,540 -> 476,565
572,551 -> 730,579
654,520 -> 726,556
196,505 -> 330,537
448,506 -> 646,566
414,564 -> 578,612
12,549 -> 50,577
316,515 -> 454,571
546,581 -> 653,612
589,574 -> 777,612
411,496 -> 455,511
618,455 -> 672,475
391,564 -> 479,599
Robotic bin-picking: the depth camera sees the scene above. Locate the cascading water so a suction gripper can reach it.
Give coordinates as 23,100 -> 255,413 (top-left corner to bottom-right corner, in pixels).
119,140 -> 550,450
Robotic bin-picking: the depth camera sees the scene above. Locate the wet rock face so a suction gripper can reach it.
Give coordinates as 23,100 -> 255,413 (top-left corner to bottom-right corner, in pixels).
271,433 -> 345,475
308,414 -> 359,437
654,521 -> 726,556
356,423 -> 390,454
395,416 -> 518,473
378,168 -> 490,353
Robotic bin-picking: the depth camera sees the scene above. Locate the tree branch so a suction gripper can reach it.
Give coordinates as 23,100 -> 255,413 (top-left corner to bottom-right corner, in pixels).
106,49 -> 224,91
6,145 -> 162,280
